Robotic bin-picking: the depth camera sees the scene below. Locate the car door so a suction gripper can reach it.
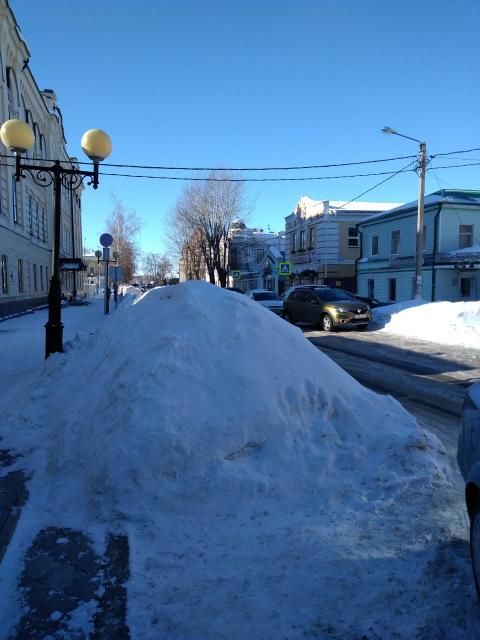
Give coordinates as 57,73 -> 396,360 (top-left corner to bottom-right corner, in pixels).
304,291 -> 321,324
287,290 -> 305,321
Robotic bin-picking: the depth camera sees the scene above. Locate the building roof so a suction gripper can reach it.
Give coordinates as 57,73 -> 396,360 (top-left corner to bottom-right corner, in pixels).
291,195 -> 403,219
359,189 -> 480,225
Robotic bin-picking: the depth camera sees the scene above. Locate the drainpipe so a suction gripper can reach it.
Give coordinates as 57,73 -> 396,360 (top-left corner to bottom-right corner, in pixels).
431,204 -> 442,302
354,224 -> 363,294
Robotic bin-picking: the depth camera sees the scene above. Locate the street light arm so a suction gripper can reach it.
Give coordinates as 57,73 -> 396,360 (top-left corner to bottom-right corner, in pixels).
381,126 -> 423,144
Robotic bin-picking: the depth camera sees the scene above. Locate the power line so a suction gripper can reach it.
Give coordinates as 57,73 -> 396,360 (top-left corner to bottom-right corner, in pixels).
333,160 -> 418,211
0,151 -> 417,171
96,166 -> 417,182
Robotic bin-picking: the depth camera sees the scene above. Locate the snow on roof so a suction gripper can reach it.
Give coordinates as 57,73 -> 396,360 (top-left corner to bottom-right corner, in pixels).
361,189 -> 480,224
293,195 -> 402,218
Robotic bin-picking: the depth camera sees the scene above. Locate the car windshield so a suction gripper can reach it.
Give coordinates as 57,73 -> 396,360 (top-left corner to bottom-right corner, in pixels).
317,289 -> 355,302
253,292 -> 281,301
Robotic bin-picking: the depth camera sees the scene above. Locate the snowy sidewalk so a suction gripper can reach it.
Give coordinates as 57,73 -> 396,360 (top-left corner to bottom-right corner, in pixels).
0,298 -> 131,638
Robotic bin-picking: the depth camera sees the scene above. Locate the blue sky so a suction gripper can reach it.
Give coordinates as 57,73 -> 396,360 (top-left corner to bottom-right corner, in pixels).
9,0 -> 480,256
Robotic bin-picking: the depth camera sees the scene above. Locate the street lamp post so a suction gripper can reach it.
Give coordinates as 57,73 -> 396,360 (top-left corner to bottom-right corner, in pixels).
0,119 -> 112,358
112,250 -> 119,309
95,250 -> 102,294
382,126 -> 427,299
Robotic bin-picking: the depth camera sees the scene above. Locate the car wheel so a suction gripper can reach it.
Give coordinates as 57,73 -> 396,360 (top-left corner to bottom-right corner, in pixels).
470,501 -> 480,601
321,314 -> 334,332
357,325 -> 368,331
283,310 -> 294,324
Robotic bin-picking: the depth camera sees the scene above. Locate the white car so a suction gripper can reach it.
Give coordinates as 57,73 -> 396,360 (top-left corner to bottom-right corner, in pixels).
246,289 -> 283,315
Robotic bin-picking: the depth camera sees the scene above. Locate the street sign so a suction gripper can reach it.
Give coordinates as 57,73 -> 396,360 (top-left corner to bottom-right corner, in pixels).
231,270 -> 241,279
99,233 -> 113,248
279,262 -> 291,275
59,258 -> 86,271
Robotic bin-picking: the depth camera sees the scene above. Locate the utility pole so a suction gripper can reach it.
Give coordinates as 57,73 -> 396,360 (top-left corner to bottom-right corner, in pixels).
415,142 -> 427,299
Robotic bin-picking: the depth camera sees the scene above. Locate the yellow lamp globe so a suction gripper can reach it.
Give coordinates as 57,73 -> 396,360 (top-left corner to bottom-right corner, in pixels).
0,119 -> 35,153
81,129 -> 112,162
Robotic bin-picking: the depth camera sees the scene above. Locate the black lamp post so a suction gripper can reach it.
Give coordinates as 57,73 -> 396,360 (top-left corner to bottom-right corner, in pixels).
0,119 -> 111,358
95,250 -> 102,294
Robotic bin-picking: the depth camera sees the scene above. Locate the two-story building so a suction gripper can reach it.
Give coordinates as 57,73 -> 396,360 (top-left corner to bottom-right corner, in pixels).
0,0 -> 84,318
228,220 -> 286,292
284,196 -> 401,291
356,189 -> 480,303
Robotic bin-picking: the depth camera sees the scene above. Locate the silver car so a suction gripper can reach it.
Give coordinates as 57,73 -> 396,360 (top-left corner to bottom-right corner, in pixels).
245,289 -> 283,315
458,381 -> 480,600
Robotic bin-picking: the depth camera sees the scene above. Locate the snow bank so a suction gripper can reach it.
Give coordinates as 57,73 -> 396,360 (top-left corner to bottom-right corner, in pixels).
373,299 -> 480,349
0,282 -> 452,639
2,282 -> 447,526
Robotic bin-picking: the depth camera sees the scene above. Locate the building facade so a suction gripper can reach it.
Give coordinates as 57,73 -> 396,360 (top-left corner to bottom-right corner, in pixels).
284,196 -> 401,291
0,0 -> 84,318
357,190 -> 480,303
228,221 -> 286,292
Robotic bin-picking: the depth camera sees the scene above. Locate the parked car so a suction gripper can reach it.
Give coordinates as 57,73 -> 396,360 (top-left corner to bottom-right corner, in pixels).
457,381 -> 480,600
246,289 -> 283,315
351,293 -> 389,308
283,286 -> 371,331
225,287 -> 244,294
280,284 -> 328,301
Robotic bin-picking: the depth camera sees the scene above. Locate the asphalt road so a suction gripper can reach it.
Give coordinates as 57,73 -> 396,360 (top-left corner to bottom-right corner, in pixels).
302,324 -> 480,452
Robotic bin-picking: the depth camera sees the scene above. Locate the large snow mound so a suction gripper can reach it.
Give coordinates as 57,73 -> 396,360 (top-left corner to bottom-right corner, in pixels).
2,281 -> 447,528
373,299 -> 480,349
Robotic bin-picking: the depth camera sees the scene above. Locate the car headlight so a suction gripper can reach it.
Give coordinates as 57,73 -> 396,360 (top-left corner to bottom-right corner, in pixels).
336,306 -> 350,313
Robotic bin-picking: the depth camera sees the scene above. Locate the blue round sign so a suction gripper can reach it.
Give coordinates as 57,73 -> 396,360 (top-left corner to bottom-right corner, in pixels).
99,233 -> 113,248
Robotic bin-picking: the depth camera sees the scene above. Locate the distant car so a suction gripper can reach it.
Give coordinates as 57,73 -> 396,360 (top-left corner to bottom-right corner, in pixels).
225,287 -> 244,294
246,289 -> 283,315
283,286 -> 371,331
457,382 -> 480,600
280,284 -> 328,301
351,293 -> 389,308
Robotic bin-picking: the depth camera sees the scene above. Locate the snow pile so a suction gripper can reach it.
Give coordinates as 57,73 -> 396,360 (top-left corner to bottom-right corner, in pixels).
119,284 -> 141,298
373,299 -> 480,349
0,282 -> 452,639
2,282 -> 448,526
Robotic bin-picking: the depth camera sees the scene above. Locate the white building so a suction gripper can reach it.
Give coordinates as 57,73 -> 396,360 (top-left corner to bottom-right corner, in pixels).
228,220 -> 286,292
0,0 -> 84,317
284,196 -> 402,291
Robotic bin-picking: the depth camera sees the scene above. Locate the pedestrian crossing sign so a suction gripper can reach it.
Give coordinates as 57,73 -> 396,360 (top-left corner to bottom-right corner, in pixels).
279,262 -> 291,275
231,270 -> 241,279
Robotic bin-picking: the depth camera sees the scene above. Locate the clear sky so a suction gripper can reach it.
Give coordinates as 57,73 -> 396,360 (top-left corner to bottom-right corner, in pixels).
8,0 -> 480,257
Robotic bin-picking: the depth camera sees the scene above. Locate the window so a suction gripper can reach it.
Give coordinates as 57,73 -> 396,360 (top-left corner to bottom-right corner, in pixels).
459,225 -> 473,249
256,248 -> 264,262
300,230 -> 306,251
17,259 -> 24,293
391,230 -> 400,255
348,227 -> 359,248
40,265 -> 43,291
33,264 -> 37,291
371,235 -> 379,256
308,227 -> 314,249
460,277 -> 472,298
291,232 -> 297,252
1,255 -> 8,294
367,279 -> 374,298
12,177 -> 18,223
388,278 -> 396,302
36,202 -> 40,238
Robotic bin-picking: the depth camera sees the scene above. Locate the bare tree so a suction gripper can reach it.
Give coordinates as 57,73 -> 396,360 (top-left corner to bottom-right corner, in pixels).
105,197 -> 142,283
169,171 -> 248,286
143,252 -> 173,284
